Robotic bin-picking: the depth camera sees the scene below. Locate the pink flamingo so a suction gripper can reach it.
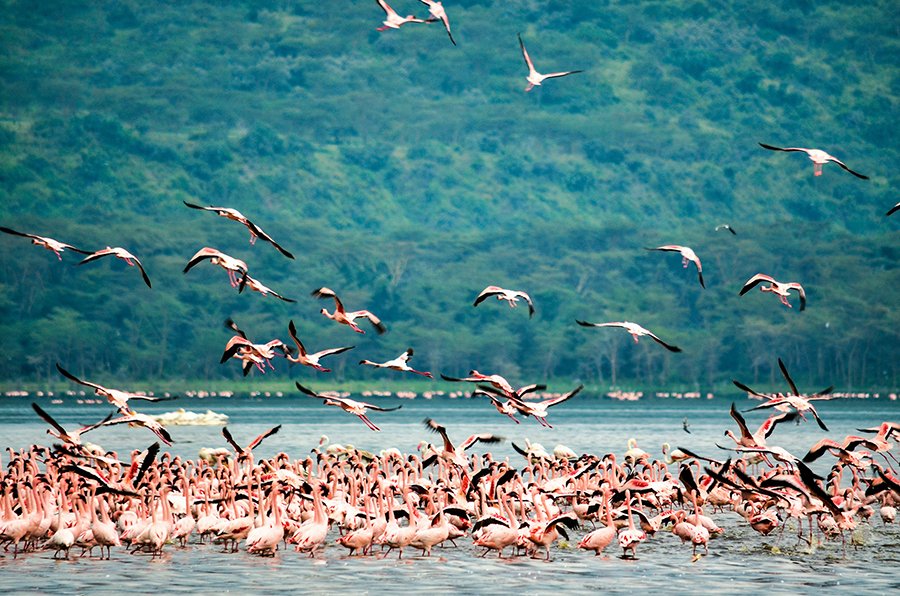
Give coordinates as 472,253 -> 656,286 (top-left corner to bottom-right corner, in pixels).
183,201 -> 293,258
79,246 -> 152,287
645,244 -> 705,288
576,320 -> 682,352
518,33 -> 583,92
473,285 -> 535,318
0,226 -> 89,260
359,348 -> 434,378
759,143 -> 868,179
739,273 -> 807,311
283,319 -> 355,372
311,287 -> 386,334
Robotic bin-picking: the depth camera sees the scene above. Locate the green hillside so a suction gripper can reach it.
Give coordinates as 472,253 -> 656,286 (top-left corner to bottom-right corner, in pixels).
0,0 -> 897,391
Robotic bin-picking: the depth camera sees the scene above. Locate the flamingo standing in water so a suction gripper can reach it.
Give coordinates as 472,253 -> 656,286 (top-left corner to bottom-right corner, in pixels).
79,247 -> 152,288
375,0 -> 433,31
418,0 -> 455,45
576,320 -> 682,352
473,285 -> 535,318
0,227 -> 90,260
518,33 -> 583,92
183,247 -> 249,288
739,273 -> 806,311
645,245 -> 705,288
359,348 -> 433,378
312,287 -> 387,334
283,320 -> 354,373
758,143 -> 869,179
182,201 -> 294,258
296,382 -> 402,431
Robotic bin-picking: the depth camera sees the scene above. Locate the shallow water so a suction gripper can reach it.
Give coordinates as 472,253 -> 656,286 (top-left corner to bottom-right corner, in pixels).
1,393 -> 899,594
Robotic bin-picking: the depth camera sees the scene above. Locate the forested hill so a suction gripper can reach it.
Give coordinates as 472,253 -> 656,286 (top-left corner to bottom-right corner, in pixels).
0,0 -> 897,391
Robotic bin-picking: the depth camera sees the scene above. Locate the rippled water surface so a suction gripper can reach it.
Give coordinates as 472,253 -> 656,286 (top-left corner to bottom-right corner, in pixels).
1,393 -> 898,594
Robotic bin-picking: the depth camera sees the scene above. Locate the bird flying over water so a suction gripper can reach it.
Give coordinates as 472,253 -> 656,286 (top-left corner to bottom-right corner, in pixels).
758,143 -> 868,179
296,382 -> 401,431
359,348 -> 434,378
56,363 -> 176,414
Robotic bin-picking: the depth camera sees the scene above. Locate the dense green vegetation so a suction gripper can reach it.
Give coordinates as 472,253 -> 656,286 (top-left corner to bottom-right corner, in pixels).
0,0 -> 897,392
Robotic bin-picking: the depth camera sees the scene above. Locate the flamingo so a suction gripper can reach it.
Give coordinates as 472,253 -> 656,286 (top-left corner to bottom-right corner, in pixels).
715,224 -> 737,235
472,388 -> 522,423
616,490 -> 647,559
30,402 -> 112,448
375,0 -> 433,31
359,348 -> 434,378
283,320 -> 354,372
440,370 -> 518,396
422,418 -> 503,469
237,274 -> 296,302
739,273 -> 806,311
221,424 -> 281,460
576,320 -> 682,352
78,246 -> 152,288
721,402 -> 798,450
183,247 -> 249,288
296,382 -> 402,431
645,245 -> 705,288
473,285 -> 535,318
311,287 -> 387,334
578,488 -> 617,556
93,412 -> 174,445
418,0 -> 455,45
758,143 -> 868,179
498,384 -> 583,428
0,226 -> 90,260
518,33 -> 583,92
182,201 -> 294,258
56,363 -> 176,414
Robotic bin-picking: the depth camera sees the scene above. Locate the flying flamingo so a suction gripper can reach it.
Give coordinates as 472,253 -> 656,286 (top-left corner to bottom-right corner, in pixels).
30,402 -> 112,448
183,247 -> 249,288
238,273 -> 296,302
0,227 -> 90,260
645,245 -> 705,288
56,363 -> 176,414
93,412 -> 174,445
518,33 -> 583,92
375,0 -> 433,31
422,418 -> 503,469
485,384 -> 583,428
418,0 -> 455,45
739,273 -> 806,311
576,320 -> 682,352
359,348 -> 434,378
182,201 -> 294,258
283,319 -> 355,372
473,285 -> 535,318
221,425 -> 281,460
79,247 -> 152,288
715,224 -> 737,235
440,370 -> 517,396
296,382 -> 402,431
311,287 -> 386,334
758,143 -> 868,179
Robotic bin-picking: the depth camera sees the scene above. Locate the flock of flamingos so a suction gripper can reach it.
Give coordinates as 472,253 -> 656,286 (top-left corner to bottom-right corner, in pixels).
1,0 -> 898,568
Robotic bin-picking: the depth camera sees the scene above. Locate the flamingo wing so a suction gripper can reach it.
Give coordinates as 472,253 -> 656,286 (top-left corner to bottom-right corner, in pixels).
286,320 -> 308,356
221,427 -> 243,452
777,358 -> 801,396
758,143 -> 810,153
739,273 -> 776,296
311,287 -> 344,313
516,291 -> 536,318
887,202 -> 900,216
517,33 -> 536,74
473,286 -> 505,307
424,418 -> 454,453
541,70 -> 583,80
728,402 -> 752,440
31,402 -> 69,437
56,363 -> 107,393
541,384 -> 584,407
785,283 -> 806,311
247,424 -> 282,450
245,220 -> 295,259
645,331 -> 682,353
460,433 -> 503,451
826,156 -> 868,180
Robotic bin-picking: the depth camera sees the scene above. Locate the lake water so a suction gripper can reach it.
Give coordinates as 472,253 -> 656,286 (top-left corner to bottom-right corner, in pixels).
1,392 -> 899,594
